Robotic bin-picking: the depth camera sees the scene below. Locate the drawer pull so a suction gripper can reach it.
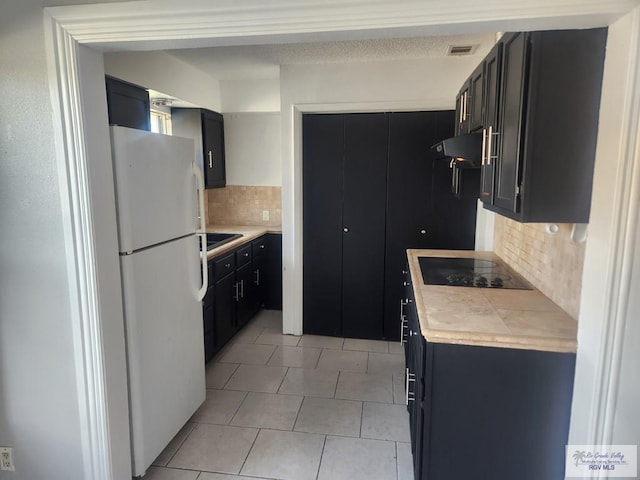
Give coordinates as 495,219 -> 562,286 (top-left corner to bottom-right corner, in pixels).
405,368 -> 416,405
225,263 -> 231,268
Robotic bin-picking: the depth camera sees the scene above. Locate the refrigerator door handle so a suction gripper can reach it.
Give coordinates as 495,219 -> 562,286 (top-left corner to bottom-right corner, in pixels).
193,162 -> 208,301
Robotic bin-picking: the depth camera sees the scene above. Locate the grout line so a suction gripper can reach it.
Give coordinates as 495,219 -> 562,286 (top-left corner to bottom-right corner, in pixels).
366,351 -> 370,374
312,348 -> 322,369
315,435 -> 328,480
162,422 -> 198,467
264,344 -> 278,364
275,366 -> 289,394
291,395 -> 306,432
227,390 -> 250,426
237,427 -> 262,476
333,371 -> 341,398
219,363 -> 240,390
359,400 -> 365,438
396,441 -> 400,480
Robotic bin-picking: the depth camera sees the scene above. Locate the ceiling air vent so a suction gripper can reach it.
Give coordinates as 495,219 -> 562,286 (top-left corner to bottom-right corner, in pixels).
447,45 -> 476,56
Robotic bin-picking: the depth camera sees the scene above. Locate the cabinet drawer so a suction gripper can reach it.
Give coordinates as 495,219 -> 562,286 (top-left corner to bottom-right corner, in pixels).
236,245 -> 252,267
252,236 -> 268,256
213,253 -> 235,281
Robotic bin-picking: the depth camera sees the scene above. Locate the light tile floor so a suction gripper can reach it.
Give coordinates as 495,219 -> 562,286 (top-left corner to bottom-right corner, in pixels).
143,310 -> 412,480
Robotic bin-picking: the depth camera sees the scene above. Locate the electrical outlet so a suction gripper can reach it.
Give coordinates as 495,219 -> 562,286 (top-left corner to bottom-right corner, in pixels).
262,210 -> 270,221
0,447 -> 15,471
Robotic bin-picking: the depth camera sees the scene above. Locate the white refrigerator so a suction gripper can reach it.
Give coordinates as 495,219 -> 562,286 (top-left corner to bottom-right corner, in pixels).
110,126 -> 208,477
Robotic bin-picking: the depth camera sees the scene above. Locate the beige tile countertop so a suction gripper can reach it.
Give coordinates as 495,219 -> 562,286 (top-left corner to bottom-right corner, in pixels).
204,225 -> 282,260
407,249 -> 577,353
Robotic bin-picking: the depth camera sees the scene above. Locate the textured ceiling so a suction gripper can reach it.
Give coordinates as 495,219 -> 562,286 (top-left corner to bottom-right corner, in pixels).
165,33 -> 497,81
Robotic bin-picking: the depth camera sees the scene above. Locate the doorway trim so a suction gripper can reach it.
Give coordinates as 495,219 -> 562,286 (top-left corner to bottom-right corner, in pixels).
42,2 -> 640,478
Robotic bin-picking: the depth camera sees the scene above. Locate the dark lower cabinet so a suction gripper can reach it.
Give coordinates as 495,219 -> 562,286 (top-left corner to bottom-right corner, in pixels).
404,276 -> 576,480
203,233 -> 282,362
304,112 -> 479,341
235,262 -> 254,329
264,233 -> 283,310
214,272 -> 236,348
202,263 -> 216,363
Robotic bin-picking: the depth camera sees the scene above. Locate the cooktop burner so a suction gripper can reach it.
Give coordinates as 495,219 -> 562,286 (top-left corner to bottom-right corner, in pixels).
418,256 -> 532,290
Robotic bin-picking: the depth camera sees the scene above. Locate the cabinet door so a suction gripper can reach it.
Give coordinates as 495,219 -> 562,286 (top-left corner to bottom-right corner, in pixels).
494,32 -> 528,213
303,114 -> 344,336
202,110 -> 226,188
203,289 -> 215,363
341,113 -> 388,339
468,62 -> 485,132
265,233 -> 282,310
105,76 -> 150,131
214,273 -> 236,347
384,112 -> 440,340
455,82 -> 471,135
252,253 -> 267,312
235,262 -> 254,329
479,42 -> 503,205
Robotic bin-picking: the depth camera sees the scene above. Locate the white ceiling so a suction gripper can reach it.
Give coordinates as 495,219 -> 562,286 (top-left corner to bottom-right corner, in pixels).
163,33 -> 497,81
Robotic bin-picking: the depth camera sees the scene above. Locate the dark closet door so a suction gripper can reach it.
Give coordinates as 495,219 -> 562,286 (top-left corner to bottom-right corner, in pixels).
341,114 -> 389,339
384,112 -> 439,340
303,114 -> 344,336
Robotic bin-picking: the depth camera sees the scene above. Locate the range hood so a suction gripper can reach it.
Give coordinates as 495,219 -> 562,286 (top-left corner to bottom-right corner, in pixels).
432,132 -> 483,167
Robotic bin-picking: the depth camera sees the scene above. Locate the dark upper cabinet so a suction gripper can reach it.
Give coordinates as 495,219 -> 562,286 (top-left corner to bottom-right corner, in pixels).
467,62 -> 485,132
454,82 -> 471,135
479,42 -> 503,204
171,108 -> 226,189
493,32 -> 529,213
480,29 -> 607,222
105,76 -> 150,131
455,61 -> 484,135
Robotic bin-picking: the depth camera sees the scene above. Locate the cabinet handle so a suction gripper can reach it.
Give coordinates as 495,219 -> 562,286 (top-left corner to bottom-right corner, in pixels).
244,252 -> 249,257
343,227 -> 349,233
240,279 -> 244,298
486,125 -> 499,166
208,150 -> 213,169
400,299 -> 408,344
481,128 -> 487,166
254,268 -> 260,286
420,229 -> 427,235
405,368 -> 416,405
487,125 -> 493,166
225,263 -> 231,268
233,282 -> 240,301
260,244 -> 265,249
462,92 -> 467,121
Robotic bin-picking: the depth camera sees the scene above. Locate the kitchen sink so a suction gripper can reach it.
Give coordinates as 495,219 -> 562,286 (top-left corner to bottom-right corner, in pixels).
205,232 -> 243,250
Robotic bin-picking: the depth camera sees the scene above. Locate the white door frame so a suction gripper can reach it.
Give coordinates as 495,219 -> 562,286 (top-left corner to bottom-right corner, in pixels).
43,1 -> 640,478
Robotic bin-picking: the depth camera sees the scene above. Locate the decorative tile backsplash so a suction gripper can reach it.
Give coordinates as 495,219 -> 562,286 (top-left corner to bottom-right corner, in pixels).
205,185 -> 282,227
493,216 -> 586,320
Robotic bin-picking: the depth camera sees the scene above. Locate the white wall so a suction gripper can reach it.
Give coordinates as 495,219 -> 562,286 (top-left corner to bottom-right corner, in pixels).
0,1 -> 130,479
104,51 -> 222,111
220,78 -> 280,113
569,7 -> 640,447
223,113 -> 282,186
279,55 -> 486,334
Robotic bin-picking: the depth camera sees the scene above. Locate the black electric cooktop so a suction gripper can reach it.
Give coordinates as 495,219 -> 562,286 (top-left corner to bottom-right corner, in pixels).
418,256 -> 533,290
